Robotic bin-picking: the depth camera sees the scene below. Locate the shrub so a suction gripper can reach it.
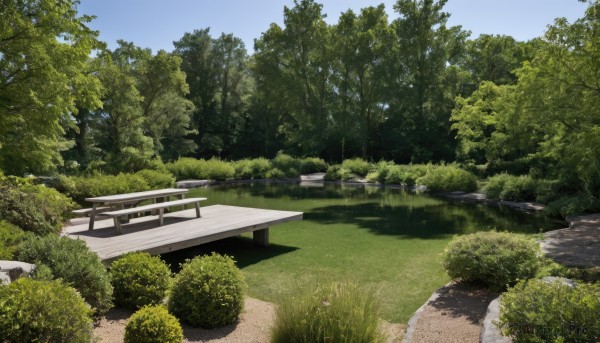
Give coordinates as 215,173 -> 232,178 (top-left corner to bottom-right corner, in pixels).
110,252 -> 172,309
168,253 -> 245,328
341,158 -> 372,177
271,153 -> 302,178
498,279 -> 600,342
384,165 -> 418,186
203,158 -> 235,181
18,235 -> 113,315
57,173 -> 149,204
324,164 -> 354,181
271,283 -> 386,343
267,168 -> 286,179
483,173 -> 512,199
442,231 -> 542,291
124,305 -> 183,343
0,177 -> 76,235
0,220 -> 30,260
232,159 -> 253,179
0,278 -> 93,343
417,165 -> 478,192
545,194 -> 600,217
565,266 -> 600,284
301,157 -> 328,174
233,157 -> 274,179
134,169 -> 176,189
166,157 -> 203,180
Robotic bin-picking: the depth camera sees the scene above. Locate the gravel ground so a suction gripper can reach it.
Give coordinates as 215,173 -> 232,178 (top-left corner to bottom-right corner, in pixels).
409,283 -> 497,343
94,297 -> 404,343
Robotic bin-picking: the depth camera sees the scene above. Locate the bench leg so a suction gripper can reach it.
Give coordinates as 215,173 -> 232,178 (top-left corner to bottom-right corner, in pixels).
195,202 -> 201,218
159,208 -> 164,226
253,228 -> 269,247
88,203 -> 97,231
113,218 -> 122,235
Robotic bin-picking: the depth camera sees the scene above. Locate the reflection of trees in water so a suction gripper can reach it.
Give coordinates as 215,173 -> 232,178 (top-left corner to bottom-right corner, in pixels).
194,183 -> 560,237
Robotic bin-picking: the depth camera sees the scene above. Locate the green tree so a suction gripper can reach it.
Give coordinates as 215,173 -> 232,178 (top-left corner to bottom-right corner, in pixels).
384,0 -> 469,162
0,0 -> 103,175
253,0 -> 333,156
331,5 -> 396,159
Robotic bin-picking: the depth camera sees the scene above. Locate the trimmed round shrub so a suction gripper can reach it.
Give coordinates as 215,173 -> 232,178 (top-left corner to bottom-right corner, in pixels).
442,231 -> 542,291
271,283 -> 386,343
168,253 -> 245,328
301,157 -> 328,174
18,234 -> 113,315
0,278 -> 93,343
498,279 -> 600,342
124,305 -> 183,343
110,252 -> 172,309
341,158 -> 372,177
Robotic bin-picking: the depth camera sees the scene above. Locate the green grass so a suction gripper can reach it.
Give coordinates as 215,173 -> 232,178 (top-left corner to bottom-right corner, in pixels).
162,183 -> 560,323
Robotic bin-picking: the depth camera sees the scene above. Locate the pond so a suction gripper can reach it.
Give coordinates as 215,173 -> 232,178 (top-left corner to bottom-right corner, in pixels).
161,182 -> 562,323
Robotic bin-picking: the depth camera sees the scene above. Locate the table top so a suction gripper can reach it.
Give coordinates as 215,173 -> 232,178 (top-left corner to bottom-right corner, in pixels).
85,188 -> 189,204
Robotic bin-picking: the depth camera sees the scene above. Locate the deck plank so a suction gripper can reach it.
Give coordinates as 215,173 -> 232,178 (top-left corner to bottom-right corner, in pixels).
64,205 -> 303,261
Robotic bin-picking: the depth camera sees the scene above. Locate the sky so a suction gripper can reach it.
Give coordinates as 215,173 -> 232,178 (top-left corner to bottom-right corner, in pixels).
77,0 -> 589,53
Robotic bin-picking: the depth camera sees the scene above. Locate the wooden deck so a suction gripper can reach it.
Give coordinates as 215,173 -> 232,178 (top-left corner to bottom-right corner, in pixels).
64,205 -> 303,262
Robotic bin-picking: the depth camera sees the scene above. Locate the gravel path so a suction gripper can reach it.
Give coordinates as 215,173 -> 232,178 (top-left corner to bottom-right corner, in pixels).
405,282 -> 497,343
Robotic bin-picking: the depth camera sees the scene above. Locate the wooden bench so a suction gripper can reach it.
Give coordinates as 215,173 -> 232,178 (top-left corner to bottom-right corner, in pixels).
103,197 -> 207,234
73,206 -> 111,217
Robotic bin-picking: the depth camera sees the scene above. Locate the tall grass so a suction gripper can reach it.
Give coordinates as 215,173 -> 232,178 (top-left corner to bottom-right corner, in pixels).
271,283 -> 386,343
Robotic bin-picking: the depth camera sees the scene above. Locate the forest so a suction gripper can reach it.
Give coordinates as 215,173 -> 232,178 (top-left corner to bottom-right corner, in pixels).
1,0 -> 599,214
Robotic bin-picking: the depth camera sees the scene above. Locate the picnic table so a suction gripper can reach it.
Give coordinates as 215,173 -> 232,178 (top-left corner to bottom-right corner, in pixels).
82,188 -> 203,232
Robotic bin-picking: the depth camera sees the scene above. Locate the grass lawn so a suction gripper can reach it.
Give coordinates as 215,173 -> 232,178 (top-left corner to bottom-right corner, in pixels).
162,183 -> 559,323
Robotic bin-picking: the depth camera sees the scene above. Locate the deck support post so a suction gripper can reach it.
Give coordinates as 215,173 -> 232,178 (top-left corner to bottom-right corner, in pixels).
253,228 -> 269,247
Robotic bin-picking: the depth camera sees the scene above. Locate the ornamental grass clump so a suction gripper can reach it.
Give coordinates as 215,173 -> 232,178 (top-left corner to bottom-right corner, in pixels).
0,278 -> 93,343
417,164 -> 478,192
110,252 -> 172,309
442,231 -> 542,291
271,153 -> 302,178
168,253 -> 245,328
341,158 -> 372,177
124,305 -> 183,343
498,279 -> 600,342
271,282 -> 386,343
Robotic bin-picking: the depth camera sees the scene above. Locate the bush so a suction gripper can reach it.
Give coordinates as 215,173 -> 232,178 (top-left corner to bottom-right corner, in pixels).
483,173 -> 513,199
271,153 -> 302,178
110,252 -> 172,309
124,305 -> 183,343
18,235 -> 113,315
57,173 -> 149,204
166,157 -> 203,180
267,168 -> 286,179
417,165 -> 478,192
545,194 -> 600,217
0,278 -> 93,343
168,253 -> 245,328
383,165 -> 419,186
498,279 -> 600,342
301,157 -> 328,174
0,176 -> 76,235
0,220 -> 30,260
442,231 -> 542,291
324,164 -> 354,181
341,158 -> 372,177
233,158 -> 272,179
203,158 -> 235,181
134,169 -> 176,189
271,283 -> 386,343
565,266 -> 600,284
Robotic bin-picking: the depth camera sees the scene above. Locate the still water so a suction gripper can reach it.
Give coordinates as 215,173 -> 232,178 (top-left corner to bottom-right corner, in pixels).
163,182 -> 562,322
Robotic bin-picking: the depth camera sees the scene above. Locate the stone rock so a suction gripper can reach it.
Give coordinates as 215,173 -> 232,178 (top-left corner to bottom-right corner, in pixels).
480,296 -> 511,343
0,260 -> 36,285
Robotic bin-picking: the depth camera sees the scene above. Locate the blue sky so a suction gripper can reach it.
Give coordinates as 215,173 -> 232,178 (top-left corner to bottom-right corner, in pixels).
77,0 -> 588,53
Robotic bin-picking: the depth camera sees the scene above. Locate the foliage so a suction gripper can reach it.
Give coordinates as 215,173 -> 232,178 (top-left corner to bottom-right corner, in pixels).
168,253 -> 245,328
324,164 -> 354,181
565,266 -> 600,284
166,157 -> 203,180
0,176 -> 76,235
417,165 -> 478,192
0,278 -> 93,343
203,158 -> 236,181
232,158 -> 272,179
271,283 -> 386,343
124,305 -> 183,343
341,158 -> 372,177
484,174 -> 536,201
442,231 -> 542,291
56,173 -> 149,204
545,194 -> 600,217
166,158 -> 234,181
0,0 -> 103,175
134,169 -> 176,189
300,157 -> 328,174
110,252 -> 172,310
18,235 -> 113,315
498,279 -> 600,343
266,168 -> 286,179
0,220 -> 30,260
271,153 -> 302,178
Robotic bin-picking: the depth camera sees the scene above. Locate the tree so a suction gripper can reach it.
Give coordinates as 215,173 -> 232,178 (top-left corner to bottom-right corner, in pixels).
384,0 -> 469,162
0,0 -> 103,175
331,5 -> 396,159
